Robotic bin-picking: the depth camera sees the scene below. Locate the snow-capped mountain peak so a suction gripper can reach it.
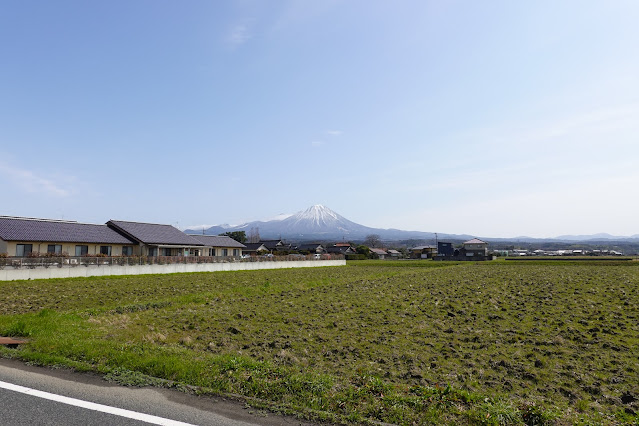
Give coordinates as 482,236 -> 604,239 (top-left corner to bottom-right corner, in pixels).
292,205 -> 340,226
278,205 -> 369,235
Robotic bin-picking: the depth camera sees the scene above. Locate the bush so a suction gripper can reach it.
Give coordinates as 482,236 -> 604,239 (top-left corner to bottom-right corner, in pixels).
42,251 -> 69,258
355,245 -> 370,255
345,254 -> 367,261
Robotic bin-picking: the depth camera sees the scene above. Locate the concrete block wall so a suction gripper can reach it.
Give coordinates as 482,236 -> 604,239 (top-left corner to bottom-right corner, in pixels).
0,259 -> 346,281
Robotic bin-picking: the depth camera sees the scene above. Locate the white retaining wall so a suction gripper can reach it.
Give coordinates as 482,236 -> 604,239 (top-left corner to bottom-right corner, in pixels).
0,260 -> 346,281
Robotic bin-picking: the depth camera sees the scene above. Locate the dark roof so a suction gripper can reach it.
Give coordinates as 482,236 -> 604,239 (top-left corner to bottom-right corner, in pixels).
108,220 -> 203,246
243,243 -> 268,251
0,216 -> 135,244
297,243 -> 324,250
188,235 -> 246,248
327,245 -> 352,253
260,240 -> 290,250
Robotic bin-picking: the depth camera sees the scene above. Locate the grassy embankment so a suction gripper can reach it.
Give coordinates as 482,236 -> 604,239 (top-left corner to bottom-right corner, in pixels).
0,260 -> 637,424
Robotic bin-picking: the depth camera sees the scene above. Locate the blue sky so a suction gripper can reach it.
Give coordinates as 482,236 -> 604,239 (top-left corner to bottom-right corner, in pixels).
2,1 -> 638,238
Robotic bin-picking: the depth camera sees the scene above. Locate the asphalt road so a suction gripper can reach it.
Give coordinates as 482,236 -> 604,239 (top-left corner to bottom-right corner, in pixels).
0,358 -> 312,426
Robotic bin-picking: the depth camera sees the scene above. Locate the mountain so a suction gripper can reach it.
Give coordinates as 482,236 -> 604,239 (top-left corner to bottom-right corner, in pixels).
184,205 -> 639,243
185,205 -> 469,242
553,233 -> 639,241
228,205 -> 388,240
278,205 -> 374,236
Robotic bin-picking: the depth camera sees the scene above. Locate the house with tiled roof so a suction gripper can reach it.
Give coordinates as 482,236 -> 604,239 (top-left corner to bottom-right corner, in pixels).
240,239 -> 292,254
387,249 -> 402,258
2,216 -> 257,258
242,242 -> 270,255
296,243 -> 325,254
462,238 -> 488,257
410,245 -> 437,259
327,243 -> 355,254
0,216 -> 136,257
369,248 -> 388,259
106,220 -> 204,257
433,238 -> 491,261
259,239 -> 292,252
187,234 -> 246,257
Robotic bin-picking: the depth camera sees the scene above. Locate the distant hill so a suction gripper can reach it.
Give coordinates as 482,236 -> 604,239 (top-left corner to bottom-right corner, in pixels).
554,233 -> 639,241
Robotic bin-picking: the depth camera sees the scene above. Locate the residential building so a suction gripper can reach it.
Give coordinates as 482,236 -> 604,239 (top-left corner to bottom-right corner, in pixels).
327,243 -> 355,254
462,238 -> 488,257
242,242 -> 270,256
188,235 -> 246,257
369,248 -> 388,259
259,239 -> 292,252
411,245 -> 437,259
296,243 -> 325,254
241,239 -> 293,254
1,216 -> 253,259
434,239 -> 491,261
0,216 -> 136,257
387,249 -> 402,258
106,220 -> 204,257
437,242 -> 454,257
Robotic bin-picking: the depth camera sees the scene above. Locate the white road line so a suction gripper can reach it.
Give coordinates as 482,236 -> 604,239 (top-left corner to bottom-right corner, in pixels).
0,379 -> 196,426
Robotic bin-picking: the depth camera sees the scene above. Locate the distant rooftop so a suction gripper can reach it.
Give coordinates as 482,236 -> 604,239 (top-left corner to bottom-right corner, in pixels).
188,234 -> 246,248
369,248 -> 388,255
464,238 -> 487,245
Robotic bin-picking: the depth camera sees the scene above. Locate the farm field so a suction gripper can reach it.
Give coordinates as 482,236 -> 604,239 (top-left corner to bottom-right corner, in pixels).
0,260 -> 637,425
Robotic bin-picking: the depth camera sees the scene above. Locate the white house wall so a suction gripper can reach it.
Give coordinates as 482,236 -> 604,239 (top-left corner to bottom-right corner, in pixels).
3,241 -> 136,257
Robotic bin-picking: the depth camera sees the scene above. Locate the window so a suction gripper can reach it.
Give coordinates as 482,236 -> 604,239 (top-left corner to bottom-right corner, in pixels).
47,244 -> 62,254
162,248 -> 172,256
209,248 -> 216,256
148,247 -> 157,257
100,246 -> 112,256
222,249 -> 228,257
16,244 -> 33,257
233,249 -> 239,256
75,245 -> 88,256
122,246 -> 133,256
